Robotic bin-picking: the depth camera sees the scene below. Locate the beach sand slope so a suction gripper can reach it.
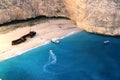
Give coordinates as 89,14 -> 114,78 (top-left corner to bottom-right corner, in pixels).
0,19 -> 81,61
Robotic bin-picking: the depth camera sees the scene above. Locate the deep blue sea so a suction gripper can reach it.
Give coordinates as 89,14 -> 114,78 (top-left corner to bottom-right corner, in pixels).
0,31 -> 120,80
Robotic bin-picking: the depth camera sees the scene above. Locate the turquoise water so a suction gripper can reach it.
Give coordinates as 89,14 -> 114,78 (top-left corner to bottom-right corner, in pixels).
0,31 -> 120,80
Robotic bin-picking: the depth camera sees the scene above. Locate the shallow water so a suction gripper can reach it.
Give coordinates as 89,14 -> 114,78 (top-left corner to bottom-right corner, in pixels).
0,31 -> 120,80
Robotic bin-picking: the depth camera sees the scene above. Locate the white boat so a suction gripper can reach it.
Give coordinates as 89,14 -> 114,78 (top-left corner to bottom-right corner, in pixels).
51,38 -> 60,44
104,40 -> 110,44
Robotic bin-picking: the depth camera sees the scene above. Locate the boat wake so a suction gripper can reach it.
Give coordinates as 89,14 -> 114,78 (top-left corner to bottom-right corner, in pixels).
43,50 -> 57,73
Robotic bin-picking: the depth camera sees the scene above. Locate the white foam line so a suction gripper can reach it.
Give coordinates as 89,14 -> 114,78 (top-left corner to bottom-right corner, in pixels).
16,31 -> 80,55
16,41 -> 50,56
1,31 -> 80,61
0,41 -> 51,62
61,30 -> 80,39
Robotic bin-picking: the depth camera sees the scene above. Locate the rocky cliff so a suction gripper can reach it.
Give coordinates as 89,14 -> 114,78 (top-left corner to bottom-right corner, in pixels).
0,0 -> 120,35
63,0 -> 120,35
0,0 -> 70,24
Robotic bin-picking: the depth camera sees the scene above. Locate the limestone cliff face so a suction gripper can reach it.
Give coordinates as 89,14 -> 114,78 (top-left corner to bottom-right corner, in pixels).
0,0 -> 120,35
63,0 -> 120,35
0,0 -> 69,24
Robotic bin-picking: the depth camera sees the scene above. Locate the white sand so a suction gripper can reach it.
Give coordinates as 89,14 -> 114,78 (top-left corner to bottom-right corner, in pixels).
0,19 -> 81,61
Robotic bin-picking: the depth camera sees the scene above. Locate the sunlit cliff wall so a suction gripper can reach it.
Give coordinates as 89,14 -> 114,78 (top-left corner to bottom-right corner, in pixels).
0,0 -> 69,23
63,0 -> 120,35
0,0 -> 120,35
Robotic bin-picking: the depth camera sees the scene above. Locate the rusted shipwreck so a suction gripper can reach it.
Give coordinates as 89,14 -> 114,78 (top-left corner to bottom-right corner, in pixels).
12,31 -> 36,45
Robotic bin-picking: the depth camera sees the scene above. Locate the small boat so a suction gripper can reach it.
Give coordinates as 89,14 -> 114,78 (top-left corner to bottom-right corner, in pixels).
51,38 -> 60,44
104,40 -> 110,44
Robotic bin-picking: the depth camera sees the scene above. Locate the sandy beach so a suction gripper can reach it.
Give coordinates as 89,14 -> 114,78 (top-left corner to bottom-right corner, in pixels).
0,19 -> 81,61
